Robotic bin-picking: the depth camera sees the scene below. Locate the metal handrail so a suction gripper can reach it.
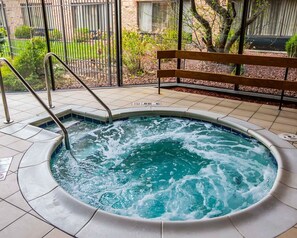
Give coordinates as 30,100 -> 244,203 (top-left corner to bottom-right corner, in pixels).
0,58 -> 71,150
0,69 -> 13,124
44,52 -> 113,123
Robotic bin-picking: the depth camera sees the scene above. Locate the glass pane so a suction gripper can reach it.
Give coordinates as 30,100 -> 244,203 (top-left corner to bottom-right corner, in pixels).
139,2 -> 153,32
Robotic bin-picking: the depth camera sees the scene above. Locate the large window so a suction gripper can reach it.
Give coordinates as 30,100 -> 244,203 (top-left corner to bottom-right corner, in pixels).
138,1 -> 191,33
72,3 -> 112,32
21,3 -> 54,28
247,0 -> 297,36
0,4 -> 5,28
138,1 -> 175,33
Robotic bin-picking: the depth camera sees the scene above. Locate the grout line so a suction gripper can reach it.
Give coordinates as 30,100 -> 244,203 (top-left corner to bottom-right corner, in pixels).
228,216 -> 245,238
75,209 -> 98,236
161,221 -> 164,238
227,100 -> 243,117
41,227 -> 56,238
271,194 -> 297,211
267,107 -> 282,131
27,185 -> 59,203
282,167 -> 297,174
3,197 -> 34,216
18,159 -> 49,170
277,225 -> 297,237
279,181 -> 297,190
3,189 -> 20,201
0,212 -> 27,233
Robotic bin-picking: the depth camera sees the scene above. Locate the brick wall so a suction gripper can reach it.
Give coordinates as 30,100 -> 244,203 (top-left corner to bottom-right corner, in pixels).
121,0 -> 138,30
3,0 -> 23,37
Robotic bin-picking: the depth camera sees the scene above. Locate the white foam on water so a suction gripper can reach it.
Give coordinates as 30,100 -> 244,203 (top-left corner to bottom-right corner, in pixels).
51,116 -> 277,221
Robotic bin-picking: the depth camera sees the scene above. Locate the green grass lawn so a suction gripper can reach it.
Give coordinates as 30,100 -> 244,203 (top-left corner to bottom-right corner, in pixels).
3,39 -> 106,60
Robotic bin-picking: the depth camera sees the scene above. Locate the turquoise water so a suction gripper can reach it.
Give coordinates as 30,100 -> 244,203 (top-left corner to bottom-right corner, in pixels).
50,116 -> 277,221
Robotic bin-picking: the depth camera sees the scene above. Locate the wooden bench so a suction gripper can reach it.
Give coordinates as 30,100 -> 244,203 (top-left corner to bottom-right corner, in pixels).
157,50 -> 297,109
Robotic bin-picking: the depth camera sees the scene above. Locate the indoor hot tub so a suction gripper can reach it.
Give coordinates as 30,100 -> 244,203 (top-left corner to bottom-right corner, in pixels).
50,115 -> 277,221
17,107 -> 297,238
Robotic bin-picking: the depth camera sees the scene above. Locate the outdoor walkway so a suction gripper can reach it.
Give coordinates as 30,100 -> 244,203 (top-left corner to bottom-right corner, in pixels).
0,86 -> 296,238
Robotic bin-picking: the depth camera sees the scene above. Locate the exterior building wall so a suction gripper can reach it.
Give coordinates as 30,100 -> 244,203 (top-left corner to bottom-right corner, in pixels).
2,0 -> 23,37
121,0 -> 138,30
1,0 -> 296,39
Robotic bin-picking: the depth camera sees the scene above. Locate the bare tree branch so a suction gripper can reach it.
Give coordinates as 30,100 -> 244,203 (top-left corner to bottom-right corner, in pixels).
189,0 -> 268,53
231,1 -> 236,19
205,0 -> 229,19
204,0 -> 236,52
225,2 -> 268,52
190,0 -> 216,52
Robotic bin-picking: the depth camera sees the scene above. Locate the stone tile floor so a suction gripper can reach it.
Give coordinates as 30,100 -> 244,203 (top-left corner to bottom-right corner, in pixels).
0,86 -> 296,238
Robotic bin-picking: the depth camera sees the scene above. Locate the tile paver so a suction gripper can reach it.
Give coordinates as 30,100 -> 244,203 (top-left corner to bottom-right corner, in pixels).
275,117 -> 297,126
257,106 -> 281,116
172,99 -> 197,107
190,102 -> 215,111
248,118 -> 274,129
0,213 -> 53,238
279,110 -> 297,120
252,112 -> 277,122
0,173 -> 20,199
0,135 -> 20,146
6,140 -> 32,153
237,102 -> 261,111
6,191 -> 32,212
229,108 -> 255,118
0,146 -> 19,159
9,153 -> 24,173
210,105 -> 235,114
218,99 -> 242,108
44,228 -> 73,238
0,157 -> 12,181
12,125 -> 42,140
200,97 -> 223,105
0,201 -> 25,230
278,227 -> 297,238
270,123 -> 297,134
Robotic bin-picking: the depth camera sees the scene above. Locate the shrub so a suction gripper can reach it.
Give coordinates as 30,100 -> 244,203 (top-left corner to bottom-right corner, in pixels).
74,28 -> 90,42
49,29 -> 62,41
0,58 -> 24,91
15,25 -> 32,39
0,31 -> 6,56
0,39 -> 47,91
14,37 -> 47,79
2,74 -> 24,91
2,72 -> 45,91
157,29 -> 191,51
157,29 -> 178,51
122,30 -> 155,74
0,27 -> 7,37
286,34 -> 297,57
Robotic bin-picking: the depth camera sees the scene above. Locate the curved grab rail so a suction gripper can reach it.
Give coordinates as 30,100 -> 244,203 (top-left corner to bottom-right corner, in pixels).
0,58 -> 71,150
0,69 -> 12,124
44,52 -> 113,123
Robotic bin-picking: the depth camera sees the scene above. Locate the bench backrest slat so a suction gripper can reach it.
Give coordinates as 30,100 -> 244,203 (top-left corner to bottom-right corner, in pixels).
157,50 -> 297,68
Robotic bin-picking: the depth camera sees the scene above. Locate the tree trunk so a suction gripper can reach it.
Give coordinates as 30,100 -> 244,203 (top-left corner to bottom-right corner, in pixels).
190,0 -> 216,52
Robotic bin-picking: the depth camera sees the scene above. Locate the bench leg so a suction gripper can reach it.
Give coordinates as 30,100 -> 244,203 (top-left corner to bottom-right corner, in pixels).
158,77 -> 160,94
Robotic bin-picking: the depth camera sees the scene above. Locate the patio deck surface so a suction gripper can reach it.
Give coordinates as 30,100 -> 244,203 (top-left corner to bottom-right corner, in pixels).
0,86 -> 296,238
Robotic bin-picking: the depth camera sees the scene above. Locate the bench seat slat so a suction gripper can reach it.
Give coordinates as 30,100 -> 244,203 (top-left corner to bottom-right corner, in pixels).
157,69 -> 297,91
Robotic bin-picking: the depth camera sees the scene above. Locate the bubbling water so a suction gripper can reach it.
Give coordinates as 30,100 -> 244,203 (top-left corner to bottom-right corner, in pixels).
50,116 -> 277,221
